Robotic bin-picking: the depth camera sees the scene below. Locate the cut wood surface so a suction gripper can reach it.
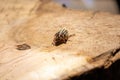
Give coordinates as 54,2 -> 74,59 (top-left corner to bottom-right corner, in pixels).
0,0 -> 120,80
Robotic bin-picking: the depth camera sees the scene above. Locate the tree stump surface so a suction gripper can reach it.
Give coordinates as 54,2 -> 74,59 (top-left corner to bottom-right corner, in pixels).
0,0 -> 120,80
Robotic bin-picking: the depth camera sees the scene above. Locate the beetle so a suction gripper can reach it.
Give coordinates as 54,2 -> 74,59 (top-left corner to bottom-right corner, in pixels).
52,28 -> 69,46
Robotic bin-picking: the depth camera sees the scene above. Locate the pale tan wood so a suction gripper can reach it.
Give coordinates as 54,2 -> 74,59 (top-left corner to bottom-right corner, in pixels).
0,0 -> 120,80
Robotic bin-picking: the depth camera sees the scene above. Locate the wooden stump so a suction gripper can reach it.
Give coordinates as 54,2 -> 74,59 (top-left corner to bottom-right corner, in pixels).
0,0 -> 120,80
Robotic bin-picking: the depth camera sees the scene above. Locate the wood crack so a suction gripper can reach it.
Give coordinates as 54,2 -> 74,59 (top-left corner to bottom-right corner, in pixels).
91,46 -> 120,68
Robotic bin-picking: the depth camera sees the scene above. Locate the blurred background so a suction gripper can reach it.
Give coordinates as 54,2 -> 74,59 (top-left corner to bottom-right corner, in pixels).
53,0 -> 120,14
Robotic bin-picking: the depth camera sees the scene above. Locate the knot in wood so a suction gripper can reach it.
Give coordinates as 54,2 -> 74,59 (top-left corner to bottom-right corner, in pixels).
16,43 -> 31,50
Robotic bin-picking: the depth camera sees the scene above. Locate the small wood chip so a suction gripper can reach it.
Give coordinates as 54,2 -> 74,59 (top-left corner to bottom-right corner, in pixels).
16,43 -> 31,50
62,4 -> 67,8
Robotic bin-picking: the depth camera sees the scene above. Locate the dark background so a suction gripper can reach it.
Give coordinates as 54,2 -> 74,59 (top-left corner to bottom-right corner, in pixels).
116,0 -> 120,13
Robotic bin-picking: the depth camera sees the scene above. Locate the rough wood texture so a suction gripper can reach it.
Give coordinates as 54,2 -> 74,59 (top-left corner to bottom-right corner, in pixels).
0,0 -> 120,80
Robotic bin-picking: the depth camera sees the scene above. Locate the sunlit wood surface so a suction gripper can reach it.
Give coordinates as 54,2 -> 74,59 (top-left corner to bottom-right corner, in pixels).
0,0 -> 120,80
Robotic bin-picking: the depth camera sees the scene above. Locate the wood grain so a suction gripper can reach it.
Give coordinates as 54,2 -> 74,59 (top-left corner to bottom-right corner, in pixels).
0,0 -> 120,80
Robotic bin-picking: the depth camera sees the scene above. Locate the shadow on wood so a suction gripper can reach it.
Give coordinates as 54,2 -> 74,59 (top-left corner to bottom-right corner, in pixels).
70,59 -> 120,80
